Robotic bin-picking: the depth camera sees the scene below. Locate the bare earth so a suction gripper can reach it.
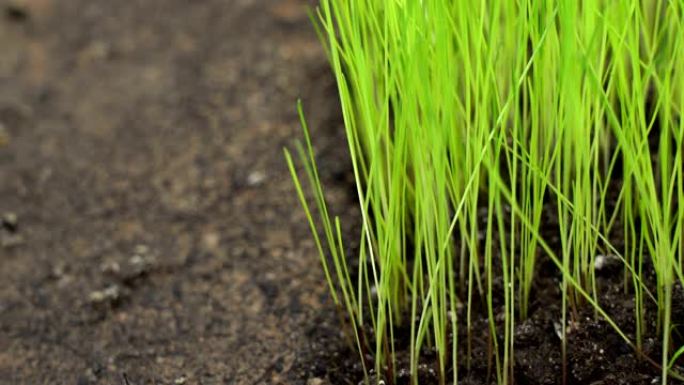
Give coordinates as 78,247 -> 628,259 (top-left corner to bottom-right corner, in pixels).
0,0 -> 350,384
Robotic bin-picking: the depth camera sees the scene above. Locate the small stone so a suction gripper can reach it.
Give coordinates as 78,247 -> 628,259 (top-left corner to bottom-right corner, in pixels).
594,254 -> 608,270
553,321 -> 563,340
594,254 -> 619,271
1,212 -> 18,232
174,376 -> 187,385
121,253 -> 156,284
129,253 -> 155,270
88,291 -> 105,303
202,231 -> 221,251
89,285 -> 121,304
307,378 -> 325,385
246,170 -> 266,186
129,254 -> 144,266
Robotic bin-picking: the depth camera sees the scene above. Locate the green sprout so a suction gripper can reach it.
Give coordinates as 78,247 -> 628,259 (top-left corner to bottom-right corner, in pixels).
286,1 -> 684,384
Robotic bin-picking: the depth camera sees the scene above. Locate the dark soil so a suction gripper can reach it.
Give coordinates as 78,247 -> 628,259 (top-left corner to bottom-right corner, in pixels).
0,1 -> 682,385
295,240 -> 684,385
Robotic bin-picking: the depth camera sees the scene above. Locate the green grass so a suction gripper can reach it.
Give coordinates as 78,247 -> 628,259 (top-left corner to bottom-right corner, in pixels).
285,1 -> 684,384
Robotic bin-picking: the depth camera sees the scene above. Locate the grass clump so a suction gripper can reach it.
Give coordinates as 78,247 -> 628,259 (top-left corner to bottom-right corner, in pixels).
286,1 -> 684,384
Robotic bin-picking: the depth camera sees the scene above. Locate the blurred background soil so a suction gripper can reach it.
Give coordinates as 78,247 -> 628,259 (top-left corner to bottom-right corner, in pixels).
0,0 -> 354,384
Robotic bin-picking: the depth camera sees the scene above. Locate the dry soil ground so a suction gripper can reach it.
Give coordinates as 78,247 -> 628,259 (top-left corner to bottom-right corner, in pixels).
0,0 -> 351,384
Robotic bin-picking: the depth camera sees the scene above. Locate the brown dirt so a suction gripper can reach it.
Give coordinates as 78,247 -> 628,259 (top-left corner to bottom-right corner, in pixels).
0,0 -> 350,384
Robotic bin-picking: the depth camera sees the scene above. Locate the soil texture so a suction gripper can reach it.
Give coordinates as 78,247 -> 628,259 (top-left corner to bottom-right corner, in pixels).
0,0 -> 350,384
0,1 -> 682,385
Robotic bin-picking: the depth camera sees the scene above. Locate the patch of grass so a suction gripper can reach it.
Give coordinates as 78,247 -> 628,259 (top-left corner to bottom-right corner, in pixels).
286,1 -> 684,384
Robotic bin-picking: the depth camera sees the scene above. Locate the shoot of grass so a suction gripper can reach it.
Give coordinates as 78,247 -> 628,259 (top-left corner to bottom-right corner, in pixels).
285,1 -> 684,384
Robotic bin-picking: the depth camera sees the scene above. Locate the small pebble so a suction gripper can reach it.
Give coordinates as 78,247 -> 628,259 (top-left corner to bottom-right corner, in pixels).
594,254 -> 608,270
122,252 -> 156,283
130,255 -> 144,266
129,254 -> 155,271
89,285 -> 121,304
247,170 -> 266,186
1,212 -> 18,232
594,254 -> 618,271
553,321 -> 563,340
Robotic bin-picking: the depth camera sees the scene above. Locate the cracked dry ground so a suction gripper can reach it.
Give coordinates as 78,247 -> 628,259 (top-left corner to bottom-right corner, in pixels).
0,0 -> 352,384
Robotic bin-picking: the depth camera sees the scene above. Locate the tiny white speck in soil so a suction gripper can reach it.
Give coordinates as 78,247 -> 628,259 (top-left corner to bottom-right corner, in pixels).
247,170 -> 266,186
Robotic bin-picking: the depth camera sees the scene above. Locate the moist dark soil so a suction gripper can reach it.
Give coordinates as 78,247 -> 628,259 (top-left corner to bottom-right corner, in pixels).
294,234 -> 684,385
0,1 -> 682,385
